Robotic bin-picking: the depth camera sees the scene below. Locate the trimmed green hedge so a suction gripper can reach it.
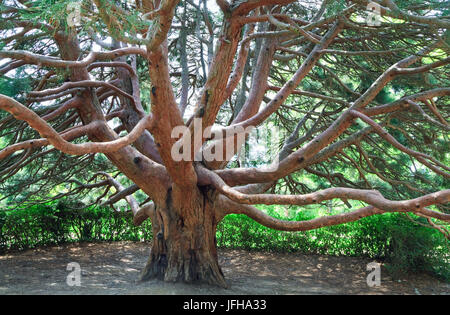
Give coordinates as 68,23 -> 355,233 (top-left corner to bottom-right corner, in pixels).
217,209 -> 449,281
0,203 -> 152,252
0,203 -> 448,281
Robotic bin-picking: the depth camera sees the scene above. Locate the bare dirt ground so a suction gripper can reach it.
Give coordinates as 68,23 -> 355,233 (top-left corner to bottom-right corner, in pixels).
0,241 -> 448,295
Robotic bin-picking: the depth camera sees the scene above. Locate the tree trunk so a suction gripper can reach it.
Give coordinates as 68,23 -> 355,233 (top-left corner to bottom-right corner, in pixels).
140,188 -> 227,288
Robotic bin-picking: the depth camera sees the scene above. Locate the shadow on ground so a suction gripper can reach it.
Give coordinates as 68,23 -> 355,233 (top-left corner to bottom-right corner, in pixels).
0,241 -> 448,295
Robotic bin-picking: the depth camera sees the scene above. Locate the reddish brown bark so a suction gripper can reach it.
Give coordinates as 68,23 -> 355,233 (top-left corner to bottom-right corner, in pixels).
140,187 -> 227,287
1,1 -> 449,287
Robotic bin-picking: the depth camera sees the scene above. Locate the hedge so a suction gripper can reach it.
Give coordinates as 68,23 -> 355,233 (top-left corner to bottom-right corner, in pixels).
0,203 -> 448,281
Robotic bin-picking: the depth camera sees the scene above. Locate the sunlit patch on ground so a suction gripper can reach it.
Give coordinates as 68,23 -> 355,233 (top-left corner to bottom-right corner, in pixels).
0,242 -> 448,295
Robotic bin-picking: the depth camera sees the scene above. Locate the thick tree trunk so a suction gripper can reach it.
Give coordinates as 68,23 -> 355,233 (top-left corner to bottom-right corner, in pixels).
140,188 -> 227,288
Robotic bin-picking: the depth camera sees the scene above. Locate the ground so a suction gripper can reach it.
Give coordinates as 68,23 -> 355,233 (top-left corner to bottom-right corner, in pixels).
0,241 -> 448,295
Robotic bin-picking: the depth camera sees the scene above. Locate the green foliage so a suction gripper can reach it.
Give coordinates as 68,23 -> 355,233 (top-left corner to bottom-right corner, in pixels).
1,203 -> 448,281
0,202 -> 152,252
384,215 -> 449,281
0,74 -> 31,99
324,0 -> 347,16
12,0 -> 72,31
216,209 -> 449,281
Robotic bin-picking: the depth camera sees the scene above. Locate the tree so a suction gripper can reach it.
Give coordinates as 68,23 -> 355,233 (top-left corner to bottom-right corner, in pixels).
0,0 -> 449,287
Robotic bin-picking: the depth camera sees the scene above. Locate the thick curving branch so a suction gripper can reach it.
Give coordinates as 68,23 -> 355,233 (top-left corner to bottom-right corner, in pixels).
220,199 -> 382,231
95,171 -> 140,215
199,164 -> 450,220
0,47 -> 147,68
0,123 -> 95,161
28,80 -> 137,105
0,94 -> 154,156
212,41 -> 448,187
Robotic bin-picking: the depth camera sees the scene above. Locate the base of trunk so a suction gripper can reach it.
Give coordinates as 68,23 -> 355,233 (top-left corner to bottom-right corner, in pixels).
140,248 -> 228,288
139,189 -> 228,288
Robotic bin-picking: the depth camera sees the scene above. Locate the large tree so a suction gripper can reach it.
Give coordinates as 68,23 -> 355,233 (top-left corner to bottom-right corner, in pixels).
0,0 -> 449,287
